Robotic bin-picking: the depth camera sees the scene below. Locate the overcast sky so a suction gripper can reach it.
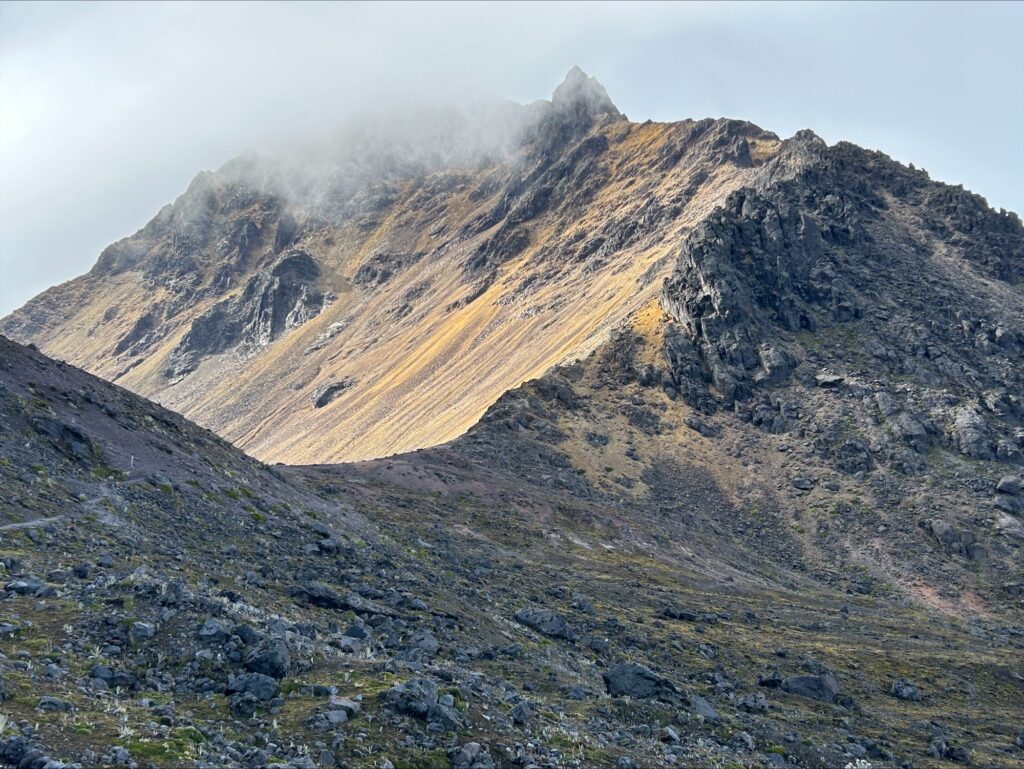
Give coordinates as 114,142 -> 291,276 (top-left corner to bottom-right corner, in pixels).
1,1 -> 1022,317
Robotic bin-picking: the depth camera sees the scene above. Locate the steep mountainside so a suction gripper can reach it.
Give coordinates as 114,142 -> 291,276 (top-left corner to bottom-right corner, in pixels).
2,67 -> 1024,768
2,70 -> 814,464
3,335 -> 1024,769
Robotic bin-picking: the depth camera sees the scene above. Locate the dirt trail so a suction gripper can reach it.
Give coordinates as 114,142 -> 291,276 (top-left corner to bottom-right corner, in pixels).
0,477 -> 147,532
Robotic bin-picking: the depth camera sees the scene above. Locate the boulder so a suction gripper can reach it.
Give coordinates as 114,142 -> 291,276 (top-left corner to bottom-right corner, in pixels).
996,476 -> 1021,496
781,673 -> 841,703
228,672 -> 279,701
128,621 -> 155,645
890,678 -> 921,701
198,617 -> 230,644
36,697 -> 74,712
448,742 -> 496,769
384,677 -> 463,730
603,662 -> 677,700
514,606 -> 577,640
951,407 -> 993,459
245,639 -> 291,679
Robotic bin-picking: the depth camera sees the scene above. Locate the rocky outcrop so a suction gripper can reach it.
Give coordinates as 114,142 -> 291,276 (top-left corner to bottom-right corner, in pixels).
167,250 -> 328,376
657,139 -> 1024,474
311,377 -> 356,408
660,190 -> 824,407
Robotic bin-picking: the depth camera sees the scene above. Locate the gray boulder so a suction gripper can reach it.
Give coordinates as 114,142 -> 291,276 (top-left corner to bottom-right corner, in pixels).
997,476 -> 1021,496
448,742 -> 495,769
691,694 -> 719,721
37,697 -> 74,712
245,639 -> 290,679
951,407 -> 993,459
603,662 -> 677,700
228,672 -> 279,701
890,678 -> 921,701
514,606 -> 577,640
384,677 -> 463,731
198,617 -> 230,644
128,621 -> 155,645
781,673 -> 841,702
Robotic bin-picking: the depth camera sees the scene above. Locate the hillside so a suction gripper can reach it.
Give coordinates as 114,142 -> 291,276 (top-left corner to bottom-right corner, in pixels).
1,69 -> 816,464
2,334 -> 1024,769
2,65 -> 1024,769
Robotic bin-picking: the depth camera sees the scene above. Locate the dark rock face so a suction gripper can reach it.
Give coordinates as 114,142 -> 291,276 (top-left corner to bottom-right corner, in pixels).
658,138 -> 1024,476
29,417 -> 101,465
167,250 -> 327,377
311,377 -> 357,408
661,190 -> 824,407
113,310 -> 160,356
922,519 -> 986,560
352,251 -> 424,289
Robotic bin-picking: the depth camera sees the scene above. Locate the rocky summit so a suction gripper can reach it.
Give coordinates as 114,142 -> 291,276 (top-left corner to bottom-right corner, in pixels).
1,68 -> 1024,769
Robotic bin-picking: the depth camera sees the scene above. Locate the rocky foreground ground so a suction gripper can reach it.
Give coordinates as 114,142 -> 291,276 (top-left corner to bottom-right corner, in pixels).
1,333 -> 1022,769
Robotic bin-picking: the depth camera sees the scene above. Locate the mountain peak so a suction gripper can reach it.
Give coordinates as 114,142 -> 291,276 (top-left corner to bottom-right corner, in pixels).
551,66 -> 622,120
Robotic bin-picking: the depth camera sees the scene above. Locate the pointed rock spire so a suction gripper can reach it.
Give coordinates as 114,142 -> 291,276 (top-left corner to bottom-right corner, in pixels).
551,66 -> 622,120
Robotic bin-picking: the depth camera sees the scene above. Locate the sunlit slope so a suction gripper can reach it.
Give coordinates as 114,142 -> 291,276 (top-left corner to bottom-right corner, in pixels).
3,102 -> 792,463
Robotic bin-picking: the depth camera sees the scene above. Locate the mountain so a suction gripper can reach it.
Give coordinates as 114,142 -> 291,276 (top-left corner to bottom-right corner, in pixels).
2,71 -> 823,464
2,67 -> 1024,769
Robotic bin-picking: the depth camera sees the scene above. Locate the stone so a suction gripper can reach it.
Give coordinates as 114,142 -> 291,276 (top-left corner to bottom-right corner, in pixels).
4,576 -> 45,595
321,709 -> 349,726
344,621 -> 369,639
228,672 -> 279,701
36,697 -> 74,712
514,606 -> 577,640
951,407 -> 993,459
128,621 -> 155,645
815,372 -> 844,388
384,677 -> 462,730
603,662 -> 677,700
312,378 -> 357,408
737,692 -> 769,713
290,583 -> 350,611
997,476 -> 1021,496
245,639 -> 291,679
690,695 -> 719,721
509,701 -> 531,725
232,623 -> 262,645
890,678 -> 921,701
781,673 -> 841,703
198,617 -> 230,644
449,742 -> 495,769
384,677 -> 434,719
88,665 -> 138,690
409,630 -> 439,655
328,696 -> 361,717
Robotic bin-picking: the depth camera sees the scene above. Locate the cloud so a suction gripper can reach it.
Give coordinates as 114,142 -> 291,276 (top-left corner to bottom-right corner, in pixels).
1,1 -> 1022,315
